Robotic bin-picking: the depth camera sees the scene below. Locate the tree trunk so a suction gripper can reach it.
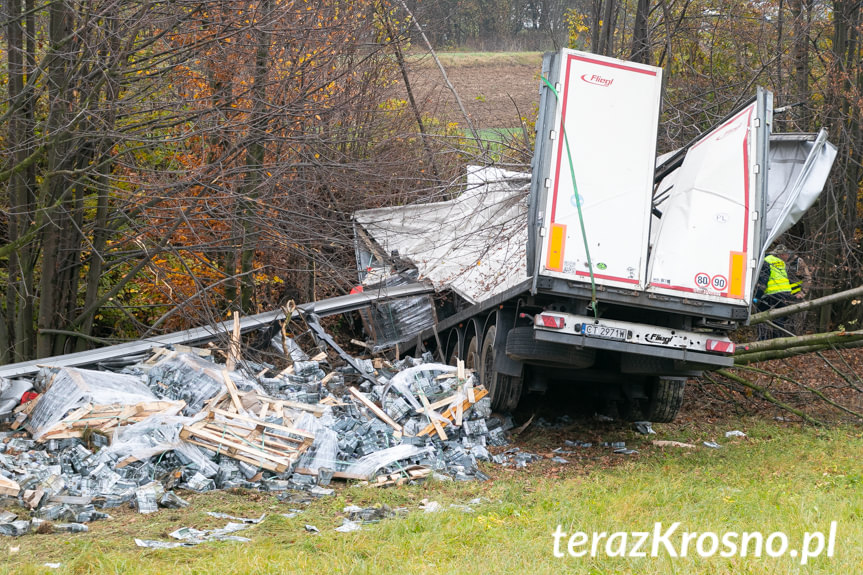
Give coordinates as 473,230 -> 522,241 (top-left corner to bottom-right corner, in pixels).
630,0 -> 650,63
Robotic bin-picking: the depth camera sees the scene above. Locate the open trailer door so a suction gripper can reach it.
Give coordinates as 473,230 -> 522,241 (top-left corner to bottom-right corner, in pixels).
535,49 -> 663,290
760,129 -> 837,260
646,89 -> 772,307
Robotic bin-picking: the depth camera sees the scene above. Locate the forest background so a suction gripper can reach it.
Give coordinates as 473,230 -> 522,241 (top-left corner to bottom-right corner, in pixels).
1,0 -> 861,364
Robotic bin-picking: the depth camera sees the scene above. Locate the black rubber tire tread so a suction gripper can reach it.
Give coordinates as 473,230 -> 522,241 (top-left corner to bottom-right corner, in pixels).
480,325 -> 523,412
464,336 -> 478,371
644,378 -> 685,423
505,326 -> 595,368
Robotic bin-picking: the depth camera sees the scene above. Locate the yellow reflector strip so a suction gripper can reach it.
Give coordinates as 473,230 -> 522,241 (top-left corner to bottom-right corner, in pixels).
728,251 -> 746,298
546,223 -> 566,272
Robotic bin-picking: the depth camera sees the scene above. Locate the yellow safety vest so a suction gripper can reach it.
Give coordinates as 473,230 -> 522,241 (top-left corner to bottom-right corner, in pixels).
764,255 -> 792,295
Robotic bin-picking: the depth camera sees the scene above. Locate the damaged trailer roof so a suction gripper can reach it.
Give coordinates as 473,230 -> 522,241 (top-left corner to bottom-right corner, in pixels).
355,132 -> 835,309
353,166 -> 530,305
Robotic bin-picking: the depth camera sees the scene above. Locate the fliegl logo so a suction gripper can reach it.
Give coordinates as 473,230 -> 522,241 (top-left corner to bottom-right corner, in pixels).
581,74 -> 614,87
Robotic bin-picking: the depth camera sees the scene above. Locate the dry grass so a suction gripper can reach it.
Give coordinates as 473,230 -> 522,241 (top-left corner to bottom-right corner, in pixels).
3,418 -> 861,574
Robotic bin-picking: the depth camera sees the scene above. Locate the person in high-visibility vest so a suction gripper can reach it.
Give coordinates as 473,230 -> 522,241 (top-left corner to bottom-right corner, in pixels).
754,244 -> 802,332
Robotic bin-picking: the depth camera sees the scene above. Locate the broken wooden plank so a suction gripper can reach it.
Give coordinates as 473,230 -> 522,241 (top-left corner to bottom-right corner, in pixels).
417,388 -> 447,441
0,474 -> 21,497
320,372 -> 336,387
208,408 -> 315,441
226,310 -> 241,371
253,395 -> 325,416
356,466 -> 432,487
179,425 -> 296,472
347,387 -> 403,433
181,436 -> 285,473
319,396 -> 347,407
418,386 -> 488,437
220,370 -> 244,413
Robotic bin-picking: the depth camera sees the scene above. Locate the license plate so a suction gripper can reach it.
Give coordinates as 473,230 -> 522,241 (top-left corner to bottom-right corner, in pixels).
582,323 -> 627,341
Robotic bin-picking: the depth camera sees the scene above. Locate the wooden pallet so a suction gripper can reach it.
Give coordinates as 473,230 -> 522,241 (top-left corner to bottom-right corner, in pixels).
179,410 -> 313,473
357,466 -> 432,487
36,400 -> 186,441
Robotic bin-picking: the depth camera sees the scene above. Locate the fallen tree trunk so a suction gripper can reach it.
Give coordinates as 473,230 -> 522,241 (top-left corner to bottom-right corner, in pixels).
734,365 -> 863,420
736,329 -> 863,355
750,284 -> 863,325
713,369 -> 823,426
733,339 -> 863,364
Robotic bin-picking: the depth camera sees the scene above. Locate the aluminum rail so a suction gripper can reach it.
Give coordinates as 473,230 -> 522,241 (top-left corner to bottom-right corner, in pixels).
0,282 -> 433,378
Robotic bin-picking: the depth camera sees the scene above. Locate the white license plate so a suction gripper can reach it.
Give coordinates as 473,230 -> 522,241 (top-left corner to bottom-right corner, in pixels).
582,323 -> 627,341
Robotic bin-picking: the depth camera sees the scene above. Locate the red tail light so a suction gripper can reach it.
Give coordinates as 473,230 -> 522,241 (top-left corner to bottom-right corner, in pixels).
706,339 -> 735,354
536,313 -> 565,329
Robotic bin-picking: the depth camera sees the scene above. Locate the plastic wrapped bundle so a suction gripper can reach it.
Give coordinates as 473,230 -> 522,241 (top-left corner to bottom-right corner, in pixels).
26,368 -> 159,440
357,274 -> 435,350
147,353 -> 229,415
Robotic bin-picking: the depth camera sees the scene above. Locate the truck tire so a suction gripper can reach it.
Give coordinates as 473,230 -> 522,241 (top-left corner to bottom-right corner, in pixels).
464,336 -> 479,371
505,326 -> 595,368
480,325 -> 523,412
643,377 -> 685,423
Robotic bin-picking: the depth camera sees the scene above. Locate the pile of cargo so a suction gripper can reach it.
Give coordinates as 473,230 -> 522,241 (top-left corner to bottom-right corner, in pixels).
0,335 -> 509,537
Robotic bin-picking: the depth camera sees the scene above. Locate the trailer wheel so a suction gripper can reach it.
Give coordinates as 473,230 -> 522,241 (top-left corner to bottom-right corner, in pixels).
464,335 -> 479,371
643,377 -> 686,423
480,325 -> 523,412
505,327 -> 595,368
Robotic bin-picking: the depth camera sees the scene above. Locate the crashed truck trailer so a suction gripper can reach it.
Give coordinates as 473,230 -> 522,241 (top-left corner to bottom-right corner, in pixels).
352,48 -> 838,421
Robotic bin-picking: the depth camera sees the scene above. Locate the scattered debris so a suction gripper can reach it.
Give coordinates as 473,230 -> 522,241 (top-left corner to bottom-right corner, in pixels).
651,440 -> 697,448
492,448 -> 541,468
334,518 -> 362,533
135,521 -> 254,548
304,524 -> 320,534
206,512 -> 266,524
703,441 -> 722,449
564,439 -> 592,448
725,430 -> 747,438
632,421 -> 656,435
0,326 -> 509,539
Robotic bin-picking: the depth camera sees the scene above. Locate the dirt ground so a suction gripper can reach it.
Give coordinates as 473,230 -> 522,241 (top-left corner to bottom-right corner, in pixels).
403,52 -> 544,130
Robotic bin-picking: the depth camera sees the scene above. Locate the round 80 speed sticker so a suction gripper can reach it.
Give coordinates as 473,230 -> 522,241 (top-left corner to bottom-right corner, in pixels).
694,272 -> 710,288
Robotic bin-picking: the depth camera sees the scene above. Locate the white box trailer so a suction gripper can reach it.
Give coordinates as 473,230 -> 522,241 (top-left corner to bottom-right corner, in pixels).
536,51 -> 662,290
353,48 -> 837,421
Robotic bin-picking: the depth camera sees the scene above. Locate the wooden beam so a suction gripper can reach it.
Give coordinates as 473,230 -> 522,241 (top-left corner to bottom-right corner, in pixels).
418,386 -> 488,437
347,387 -> 403,434
418,388 -> 447,440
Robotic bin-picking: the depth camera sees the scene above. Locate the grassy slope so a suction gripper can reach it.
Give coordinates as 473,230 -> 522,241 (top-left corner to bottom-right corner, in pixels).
4,418 -> 861,574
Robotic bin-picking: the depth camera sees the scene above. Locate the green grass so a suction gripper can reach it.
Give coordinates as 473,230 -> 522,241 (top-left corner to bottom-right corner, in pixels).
3,419 -> 862,574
